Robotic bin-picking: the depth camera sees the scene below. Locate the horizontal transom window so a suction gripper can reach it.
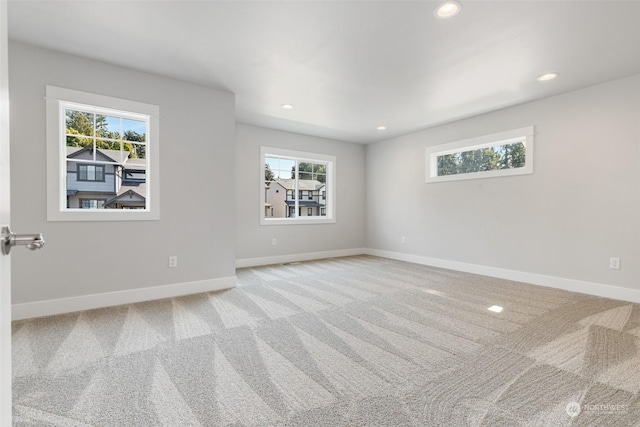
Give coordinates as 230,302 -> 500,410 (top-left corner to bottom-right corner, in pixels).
425,126 -> 534,183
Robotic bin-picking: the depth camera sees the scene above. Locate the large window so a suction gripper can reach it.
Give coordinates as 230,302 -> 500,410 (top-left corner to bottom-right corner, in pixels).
261,147 -> 335,225
425,126 -> 534,183
46,86 -> 159,221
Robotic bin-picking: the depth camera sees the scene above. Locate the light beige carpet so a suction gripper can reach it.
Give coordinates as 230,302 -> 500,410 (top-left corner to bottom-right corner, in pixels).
11,255 -> 640,426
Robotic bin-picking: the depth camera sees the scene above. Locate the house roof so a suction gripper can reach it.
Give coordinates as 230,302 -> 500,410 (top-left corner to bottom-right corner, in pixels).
273,179 -> 324,191
66,146 -> 130,163
118,183 -> 146,197
125,158 -> 146,171
67,146 -> 146,170
105,183 -> 146,206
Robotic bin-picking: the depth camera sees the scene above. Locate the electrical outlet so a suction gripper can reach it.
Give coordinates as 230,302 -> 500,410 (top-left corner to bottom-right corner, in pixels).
272,238 -> 277,246
169,256 -> 178,268
609,257 -> 620,270
401,236 -> 406,244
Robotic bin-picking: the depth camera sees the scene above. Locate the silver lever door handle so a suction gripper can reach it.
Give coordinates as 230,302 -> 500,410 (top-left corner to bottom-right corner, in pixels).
1,226 -> 45,255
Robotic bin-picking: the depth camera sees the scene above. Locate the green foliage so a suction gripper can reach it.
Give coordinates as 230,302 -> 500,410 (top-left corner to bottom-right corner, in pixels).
292,162 -> 326,183
65,110 -> 146,159
123,130 -> 146,158
265,163 -> 275,182
437,142 -> 526,176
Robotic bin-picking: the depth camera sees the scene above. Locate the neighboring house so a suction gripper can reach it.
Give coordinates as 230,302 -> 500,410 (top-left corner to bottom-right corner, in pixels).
66,146 -> 146,209
264,181 -> 285,218
265,178 -> 325,218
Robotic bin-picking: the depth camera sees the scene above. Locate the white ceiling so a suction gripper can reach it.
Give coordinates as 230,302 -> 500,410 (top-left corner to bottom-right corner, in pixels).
8,1 -> 640,144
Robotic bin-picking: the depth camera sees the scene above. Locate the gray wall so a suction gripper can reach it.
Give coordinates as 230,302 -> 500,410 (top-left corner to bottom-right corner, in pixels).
236,124 -> 366,261
367,74 -> 640,291
9,42 -> 236,304
9,41 -> 638,304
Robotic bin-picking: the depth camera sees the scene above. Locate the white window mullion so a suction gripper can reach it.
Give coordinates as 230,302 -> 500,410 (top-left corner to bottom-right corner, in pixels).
294,159 -> 299,218
119,117 -> 123,162
92,112 -> 97,161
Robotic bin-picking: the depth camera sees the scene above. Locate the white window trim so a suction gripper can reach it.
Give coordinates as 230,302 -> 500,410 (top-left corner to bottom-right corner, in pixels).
260,146 -> 336,225
425,126 -> 534,183
46,85 -> 159,221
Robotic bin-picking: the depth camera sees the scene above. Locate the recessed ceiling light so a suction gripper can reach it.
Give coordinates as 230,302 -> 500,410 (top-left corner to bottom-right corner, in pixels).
281,104 -> 294,109
488,305 -> 503,313
377,126 -> 387,131
536,72 -> 559,82
434,1 -> 462,19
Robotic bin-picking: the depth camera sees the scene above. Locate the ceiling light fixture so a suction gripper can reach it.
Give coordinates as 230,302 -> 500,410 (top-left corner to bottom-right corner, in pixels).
434,1 -> 462,19
377,126 -> 387,131
536,72 -> 558,82
281,104 -> 294,109
488,305 -> 503,313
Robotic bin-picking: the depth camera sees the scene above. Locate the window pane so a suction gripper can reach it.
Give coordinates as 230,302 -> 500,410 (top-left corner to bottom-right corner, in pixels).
78,165 -> 87,180
66,135 -> 87,148
123,119 -> 147,142
65,110 -> 94,148
129,142 -> 146,160
266,156 -> 296,179
87,165 -> 96,181
100,115 -> 121,139
96,137 -> 118,150
436,141 -> 526,177
65,110 -> 94,137
95,166 -> 104,181
297,162 -> 326,182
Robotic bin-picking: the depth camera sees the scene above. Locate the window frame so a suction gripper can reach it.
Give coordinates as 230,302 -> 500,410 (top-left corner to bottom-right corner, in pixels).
79,199 -> 106,209
260,146 -> 336,225
77,164 -> 105,182
425,126 -> 534,183
46,85 -> 159,221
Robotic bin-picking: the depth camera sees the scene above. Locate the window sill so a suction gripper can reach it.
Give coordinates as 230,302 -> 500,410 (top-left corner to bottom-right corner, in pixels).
47,209 -> 159,222
260,217 -> 335,226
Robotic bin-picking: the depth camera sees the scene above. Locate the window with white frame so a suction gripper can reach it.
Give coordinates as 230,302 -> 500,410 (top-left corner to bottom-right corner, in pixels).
46,86 -> 159,221
425,126 -> 534,183
261,147 -> 335,225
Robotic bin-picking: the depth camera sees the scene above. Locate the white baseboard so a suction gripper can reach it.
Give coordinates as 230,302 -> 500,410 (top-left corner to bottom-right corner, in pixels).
14,248 -> 639,320
236,248 -> 367,269
366,248 -> 640,304
12,276 -> 237,321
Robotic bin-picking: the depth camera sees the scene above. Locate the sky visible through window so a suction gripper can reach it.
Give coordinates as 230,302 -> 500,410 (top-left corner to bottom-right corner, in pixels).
265,156 -> 295,179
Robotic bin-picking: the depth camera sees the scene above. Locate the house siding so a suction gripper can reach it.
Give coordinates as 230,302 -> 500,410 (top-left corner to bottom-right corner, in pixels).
67,171 -> 116,194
